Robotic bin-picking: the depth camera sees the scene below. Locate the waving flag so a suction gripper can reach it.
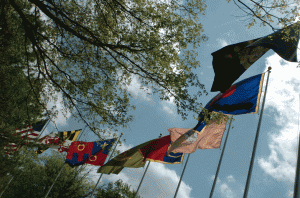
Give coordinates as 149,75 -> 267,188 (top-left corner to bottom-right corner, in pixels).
4,120 -> 48,155
36,129 -> 82,154
65,139 -> 115,167
168,118 -> 227,154
193,73 -> 264,132
211,22 -> 300,92
207,73 -> 264,115
97,135 -> 184,175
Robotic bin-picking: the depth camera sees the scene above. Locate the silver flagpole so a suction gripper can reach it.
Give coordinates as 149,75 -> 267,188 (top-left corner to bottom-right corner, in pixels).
44,164 -> 65,198
0,117 -> 51,198
88,133 -> 123,198
243,67 -> 272,198
134,161 -> 151,198
173,153 -> 191,198
209,116 -> 233,198
134,133 -> 162,198
293,94 -> 300,198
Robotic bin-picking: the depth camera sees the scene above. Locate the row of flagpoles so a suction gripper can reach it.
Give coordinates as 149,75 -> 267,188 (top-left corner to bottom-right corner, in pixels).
1,67 -> 300,198
2,21 -> 300,198
1,67 -> 272,198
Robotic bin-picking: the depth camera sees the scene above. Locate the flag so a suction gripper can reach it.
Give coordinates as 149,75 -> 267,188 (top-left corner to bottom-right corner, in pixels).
97,135 -> 184,175
65,139 -> 115,167
36,129 -> 82,154
193,73 -> 264,132
206,73 -> 264,115
211,22 -> 300,92
4,120 -> 48,155
168,118 -> 227,154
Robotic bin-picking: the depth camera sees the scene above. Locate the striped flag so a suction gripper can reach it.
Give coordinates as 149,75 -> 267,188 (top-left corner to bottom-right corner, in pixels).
4,120 -> 48,154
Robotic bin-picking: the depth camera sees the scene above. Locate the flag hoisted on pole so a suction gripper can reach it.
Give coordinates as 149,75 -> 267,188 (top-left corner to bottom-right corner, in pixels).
44,125 -> 89,198
173,153 -> 191,198
134,133 -> 163,198
209,117 -> 233,198
243,67 -> 272,198
293,94 -> 300,198
88,133 -> 123,198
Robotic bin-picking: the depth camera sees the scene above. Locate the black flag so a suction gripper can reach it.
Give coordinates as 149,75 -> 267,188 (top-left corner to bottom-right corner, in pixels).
211,22 -> 300,93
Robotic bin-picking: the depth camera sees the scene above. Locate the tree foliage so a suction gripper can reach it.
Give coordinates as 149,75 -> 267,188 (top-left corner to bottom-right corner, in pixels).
95,179 -> 141,198
0,0 -> 49,177
0,148 -> 93,198
0,147 -> 143,198
7,0 -> 209,137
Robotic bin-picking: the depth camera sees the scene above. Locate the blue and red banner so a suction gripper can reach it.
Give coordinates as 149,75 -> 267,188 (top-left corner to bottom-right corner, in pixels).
194,73 -> 265,131
65,138 -> 115,167
206,73 -> 265,115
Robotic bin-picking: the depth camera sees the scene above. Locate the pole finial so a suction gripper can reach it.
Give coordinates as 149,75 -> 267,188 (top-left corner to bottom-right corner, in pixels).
268,66 -> 272,71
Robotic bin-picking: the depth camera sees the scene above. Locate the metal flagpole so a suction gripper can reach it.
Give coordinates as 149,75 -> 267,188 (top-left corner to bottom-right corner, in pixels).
44,164 -> 65,198
0,117 -> 51,198
88,133 -> 123,198
134,161 -> 151,198
293,94 -> 300,198
209,116 -> 233,198
134,133 -> 162,198
0,176 -> 14,198
173,153 -> 191,198
243,67 -> 272,198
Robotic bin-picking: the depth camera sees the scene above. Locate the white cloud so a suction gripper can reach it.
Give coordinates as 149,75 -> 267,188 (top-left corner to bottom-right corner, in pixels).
217,39 -> 229,48
42,83 -> 72,126
219,183 -> 236,198
125,75 -> 153,102
210,175 -> 237,198
257,51 -> 300,187
227,175 -> 235,182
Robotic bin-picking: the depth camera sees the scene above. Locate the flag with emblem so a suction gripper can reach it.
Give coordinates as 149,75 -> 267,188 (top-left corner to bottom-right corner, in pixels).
168,118 -> 227,154
97,135 -> 184,175
211,22 -> 300,92
4,119 -> 48,155
65,139 -> 115,167
36,129 -> 82,154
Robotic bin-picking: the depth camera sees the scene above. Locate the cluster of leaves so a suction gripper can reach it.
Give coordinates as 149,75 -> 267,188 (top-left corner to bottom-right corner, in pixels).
0,0 -> 49,177
6,0 -> 209,138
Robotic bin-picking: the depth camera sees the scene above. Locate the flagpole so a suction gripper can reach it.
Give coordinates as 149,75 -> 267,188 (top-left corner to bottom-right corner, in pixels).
0,176 -> 14,198
243,67 -> 271,198
0,117 -> 51,198
173,153 -> 191,198
44,164 -> 65,198
134,161 -> 151,198
88,133 -> 123,198
293,94 -> 300,198
134,133 -> 162,198
209,116 -> 233,198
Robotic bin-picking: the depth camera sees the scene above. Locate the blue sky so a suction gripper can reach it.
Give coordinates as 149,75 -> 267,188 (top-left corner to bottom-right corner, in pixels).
38,1 -> 300,198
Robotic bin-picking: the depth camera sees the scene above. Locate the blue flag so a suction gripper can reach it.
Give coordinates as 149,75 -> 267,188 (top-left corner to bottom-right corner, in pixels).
194,73 -> 265,131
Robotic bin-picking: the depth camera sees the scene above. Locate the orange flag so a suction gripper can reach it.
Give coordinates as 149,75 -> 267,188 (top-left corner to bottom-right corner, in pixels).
167,119 -> 227,154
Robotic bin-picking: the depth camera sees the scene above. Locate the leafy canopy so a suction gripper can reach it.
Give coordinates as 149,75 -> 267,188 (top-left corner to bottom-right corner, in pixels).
9,0 -> 209,137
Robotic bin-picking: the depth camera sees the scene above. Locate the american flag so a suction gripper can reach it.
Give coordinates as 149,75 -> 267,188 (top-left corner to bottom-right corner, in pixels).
3,120 -> 48,155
